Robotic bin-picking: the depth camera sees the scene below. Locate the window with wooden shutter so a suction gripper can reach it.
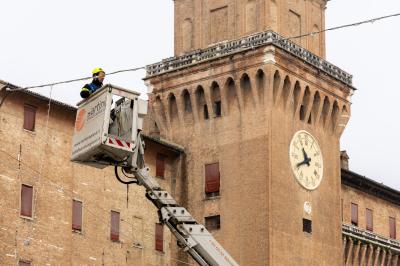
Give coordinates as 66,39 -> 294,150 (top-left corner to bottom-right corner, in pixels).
351,203 -> 358,226
156,153 -> 166,178
19,260 -> 31,266
72,200 -> 82,231
366,208 -> 373,231
205,215 -> 220,231
205,163 -> 220,197
155,223 -> 163,252
390,217 -> 396,239
21,184 -> 33,217
110,211 -> 120,242
23,105 -> 36,131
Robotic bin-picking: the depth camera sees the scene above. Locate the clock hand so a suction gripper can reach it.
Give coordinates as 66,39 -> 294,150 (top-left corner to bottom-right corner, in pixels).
302,148 -> 307,160
296,160 -> 307,168
302,148 -> 311,166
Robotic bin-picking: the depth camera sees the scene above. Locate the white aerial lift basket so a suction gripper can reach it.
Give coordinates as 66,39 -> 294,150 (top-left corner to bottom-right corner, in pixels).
71,84 -> 147,168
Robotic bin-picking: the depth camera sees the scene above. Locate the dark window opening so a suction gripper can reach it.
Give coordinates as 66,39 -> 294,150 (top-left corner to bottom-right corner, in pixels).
205,163 -> 220,197
23,105 -> 36,131
307,113 -> 312,124
390,217 -> 396,239
110,211 -> 120,242
303,219 -> 312,233
155,223 -> 164,252
299,105 -> 306,121
214,101 -> 222,117
183,92 -> 192,112
366,208 -> 373,231
72,200 -> 82,231
351,203 -> 358,226
205,215 -> 220,231
156,153 -> 166,178
19,261 -> 31,266
21,184 -> 33,217
203,105 -> 209,120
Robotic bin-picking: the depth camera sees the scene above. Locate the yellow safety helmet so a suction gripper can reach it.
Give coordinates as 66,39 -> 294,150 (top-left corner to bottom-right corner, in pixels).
92,67 -> 105,75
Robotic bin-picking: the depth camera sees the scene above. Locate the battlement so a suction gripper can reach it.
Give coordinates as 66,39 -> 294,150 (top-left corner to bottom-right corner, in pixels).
146,30 -> 352,86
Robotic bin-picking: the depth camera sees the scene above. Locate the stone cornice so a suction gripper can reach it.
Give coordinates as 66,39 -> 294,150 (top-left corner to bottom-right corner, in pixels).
145,30 -> 353,86
342,224 -> 400,253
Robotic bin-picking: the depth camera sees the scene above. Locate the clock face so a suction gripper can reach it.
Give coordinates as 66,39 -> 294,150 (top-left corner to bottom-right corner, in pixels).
289,130 -> 323,190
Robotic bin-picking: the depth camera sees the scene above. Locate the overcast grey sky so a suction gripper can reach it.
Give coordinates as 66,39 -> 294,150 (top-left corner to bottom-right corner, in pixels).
1,0 -> 399,190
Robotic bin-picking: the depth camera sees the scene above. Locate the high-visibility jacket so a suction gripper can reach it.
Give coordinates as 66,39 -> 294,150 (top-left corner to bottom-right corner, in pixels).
80,79 -> 103,98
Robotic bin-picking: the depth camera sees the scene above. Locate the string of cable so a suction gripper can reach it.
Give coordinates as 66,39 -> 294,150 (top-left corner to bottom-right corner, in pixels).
16,66 -> 145,91
280,12 -> 400,42
8,12 -> 400,92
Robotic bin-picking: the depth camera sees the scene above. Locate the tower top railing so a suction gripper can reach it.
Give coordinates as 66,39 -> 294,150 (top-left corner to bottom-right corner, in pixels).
145,30 -> 353,86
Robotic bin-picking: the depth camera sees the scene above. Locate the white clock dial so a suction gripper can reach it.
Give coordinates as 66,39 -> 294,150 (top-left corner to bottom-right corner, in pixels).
289,130 -> 323,190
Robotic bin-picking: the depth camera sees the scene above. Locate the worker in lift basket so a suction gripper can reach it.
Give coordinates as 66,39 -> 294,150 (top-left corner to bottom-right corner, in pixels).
80,67 -> 105,98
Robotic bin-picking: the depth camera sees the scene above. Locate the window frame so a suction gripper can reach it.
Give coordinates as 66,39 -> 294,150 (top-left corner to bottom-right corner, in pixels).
366,208 -> 373,232
155,223 -> 164,252
205,215 -> 221,231
23,104 -> 37,132
303,218 -> 312,234
351,202 -> 358,226
204,163 -> 220,198
110,210 -> 120,242
20,184 -> 33,219
18,260 -> 31,266
72,199 -> 83,232
389,216 -> 396,239
156,153 -> 166,178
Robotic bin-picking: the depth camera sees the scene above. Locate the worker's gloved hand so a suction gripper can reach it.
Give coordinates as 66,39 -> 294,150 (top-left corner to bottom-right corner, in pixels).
80,88 -> 90,98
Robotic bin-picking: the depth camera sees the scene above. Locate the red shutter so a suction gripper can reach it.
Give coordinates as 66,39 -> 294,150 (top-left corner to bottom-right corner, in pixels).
72,200 -> 82,231
21,185 -> 33,217
110,211 -> 120,241
390,217 -> 396,239
23,105 -> 36,131
366,209 -> 373,231
156,154 -> 166,178
351,203 -> 358,226
155,223 -> 163,252
205,163 -> 220,194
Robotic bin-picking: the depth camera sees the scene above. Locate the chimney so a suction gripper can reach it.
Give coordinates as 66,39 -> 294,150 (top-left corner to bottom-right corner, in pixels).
340,150 -> 349,170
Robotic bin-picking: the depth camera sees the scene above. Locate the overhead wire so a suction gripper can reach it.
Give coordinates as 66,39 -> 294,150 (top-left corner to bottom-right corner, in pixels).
280,12 -> 400,42
17,66 -> 145,91
3,12 -> 399,92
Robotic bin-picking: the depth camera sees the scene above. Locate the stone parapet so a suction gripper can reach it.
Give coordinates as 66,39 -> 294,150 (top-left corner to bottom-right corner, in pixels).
146,30 -> 353,86
343,223 -> 400,252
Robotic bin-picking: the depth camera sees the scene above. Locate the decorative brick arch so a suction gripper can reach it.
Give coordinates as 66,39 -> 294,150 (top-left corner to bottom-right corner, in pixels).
256,69 -> 266,105
224,77 -> 239,115
168,93 -> 179,124
240,73 -> 255,110
211,81 -> 222,117
272,70 -> 281,103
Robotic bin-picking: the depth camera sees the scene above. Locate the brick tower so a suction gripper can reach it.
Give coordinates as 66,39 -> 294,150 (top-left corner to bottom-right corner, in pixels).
144,0 -> 354,265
